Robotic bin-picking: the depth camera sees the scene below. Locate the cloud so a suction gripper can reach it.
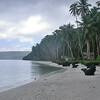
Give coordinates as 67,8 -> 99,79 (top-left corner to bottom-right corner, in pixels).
19,16 -> 49,35
19,37 -> 34,44
0,15 -> 50,44
0,0 -> 98,51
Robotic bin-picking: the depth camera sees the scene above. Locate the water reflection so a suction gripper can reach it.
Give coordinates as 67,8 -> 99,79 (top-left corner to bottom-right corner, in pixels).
0,60 -> 61,92
30,61 -> 61,78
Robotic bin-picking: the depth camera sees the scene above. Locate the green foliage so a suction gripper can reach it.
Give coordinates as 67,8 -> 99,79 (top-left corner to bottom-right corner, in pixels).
97,55 -> 100,61
56,60 -> 66,63
56,60 -> 100,65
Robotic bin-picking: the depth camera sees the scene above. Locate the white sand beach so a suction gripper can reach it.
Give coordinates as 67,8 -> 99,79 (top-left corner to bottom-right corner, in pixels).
0,61 -> 100,100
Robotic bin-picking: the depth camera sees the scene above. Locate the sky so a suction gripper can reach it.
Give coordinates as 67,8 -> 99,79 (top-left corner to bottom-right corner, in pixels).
0,0 -> 98,51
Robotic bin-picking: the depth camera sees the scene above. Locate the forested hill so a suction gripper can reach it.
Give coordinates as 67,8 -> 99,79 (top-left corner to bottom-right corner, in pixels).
0,51 -> 30,60
23,0 -> 100,61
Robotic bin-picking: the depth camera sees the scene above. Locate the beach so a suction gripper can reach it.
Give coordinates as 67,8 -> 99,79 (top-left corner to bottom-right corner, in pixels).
0,61 -> 100,100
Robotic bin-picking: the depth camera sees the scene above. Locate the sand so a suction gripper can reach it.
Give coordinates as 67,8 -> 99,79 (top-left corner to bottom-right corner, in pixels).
0,61 -> 100,100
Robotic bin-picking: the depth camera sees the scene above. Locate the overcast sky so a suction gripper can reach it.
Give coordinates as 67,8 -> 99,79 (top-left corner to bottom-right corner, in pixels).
0,0 -> 98,51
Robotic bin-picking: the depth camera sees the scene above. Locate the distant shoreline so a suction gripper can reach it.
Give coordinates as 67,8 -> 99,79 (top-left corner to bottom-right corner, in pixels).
0,61 -> 64,93
32,61 -> 64,68
0,51 -> 30,60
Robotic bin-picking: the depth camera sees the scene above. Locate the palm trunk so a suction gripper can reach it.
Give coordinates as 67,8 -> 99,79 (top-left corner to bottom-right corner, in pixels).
51,46 -> 56,60
96,34 -> 99,57
93,46 -> 95,60
48,44 -> 54,60
46,48 -> 51,60
76,15 -> 83,59
92,39 -> 95,60
78,30 -> 83,59
99,40 -> 100,56
63,46 -> 65,57
67,41 -> 74,60
76,15 -> 78,27
57,45 -> 58,59
86,39 -> 90,60
67,46 -> 70,58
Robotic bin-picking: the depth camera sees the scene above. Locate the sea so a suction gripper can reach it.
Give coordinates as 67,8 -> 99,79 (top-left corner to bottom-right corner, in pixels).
0,60 -> 61,92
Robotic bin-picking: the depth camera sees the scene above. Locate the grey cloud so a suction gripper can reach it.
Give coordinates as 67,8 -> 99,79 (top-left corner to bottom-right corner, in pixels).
0,0 -> 98,51
0,0 -> 98,31
0,0 -> 98,21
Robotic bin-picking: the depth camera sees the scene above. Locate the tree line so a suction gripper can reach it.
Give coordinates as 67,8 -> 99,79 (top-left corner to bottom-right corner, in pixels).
23,0 -> 100,61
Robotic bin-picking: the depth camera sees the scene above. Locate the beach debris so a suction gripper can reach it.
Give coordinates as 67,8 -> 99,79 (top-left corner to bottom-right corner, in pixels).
81,65 -> 96,75
72,63 -> 79,68
34,78 -> 36,80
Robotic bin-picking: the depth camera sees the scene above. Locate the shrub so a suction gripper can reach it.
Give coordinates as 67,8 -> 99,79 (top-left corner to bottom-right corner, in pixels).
97,55 -> 100,61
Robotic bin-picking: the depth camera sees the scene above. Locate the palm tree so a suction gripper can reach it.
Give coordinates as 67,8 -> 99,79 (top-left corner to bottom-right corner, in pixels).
96,1 -> 100,7
69,2 -> 84,59
60,24 -> 75,59
69,2 -> 79,26
77,14 -> 94,59
90,7 -> 100,57
53,29 -> 62,59
59,26 -> 66,58
77,0 -> 91,16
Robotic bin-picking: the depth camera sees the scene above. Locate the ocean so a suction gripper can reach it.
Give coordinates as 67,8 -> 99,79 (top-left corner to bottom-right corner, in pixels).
0,60 -> 61,92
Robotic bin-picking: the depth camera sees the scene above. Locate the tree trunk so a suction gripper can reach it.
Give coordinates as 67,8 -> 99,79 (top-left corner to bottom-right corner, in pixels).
51,46 -> 56,60
96,34 -> 99,57
67,41 -> 74,60
92,39 -> 95,60
63,46 -> 65,57
86,39 -> 90,60
76,15 -> 83,59
76,15 -> 78,27
57,45 -> 58,59
98,40 -> 100,56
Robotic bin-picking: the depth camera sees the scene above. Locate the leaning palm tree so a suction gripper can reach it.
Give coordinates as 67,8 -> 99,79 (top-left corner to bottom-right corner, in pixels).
53,29 -> 62,59
60,24 -> 75,60
90,7 -> 100,57
59,26 -> 66,58
96,1 -> 100,7
69,2 -> 79,25
69,2 -> 84,59
77,15 -> 93,59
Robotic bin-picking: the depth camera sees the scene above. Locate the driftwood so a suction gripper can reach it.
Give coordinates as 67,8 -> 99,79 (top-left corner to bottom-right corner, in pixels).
72,64 -> 79,68
81,65 -> 96,75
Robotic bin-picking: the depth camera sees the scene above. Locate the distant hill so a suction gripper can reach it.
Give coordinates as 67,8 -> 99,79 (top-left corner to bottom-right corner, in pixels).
0,51 -> 30,60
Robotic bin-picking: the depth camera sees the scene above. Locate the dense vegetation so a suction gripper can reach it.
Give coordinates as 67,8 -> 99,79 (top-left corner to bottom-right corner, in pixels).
23,0 -> 100,61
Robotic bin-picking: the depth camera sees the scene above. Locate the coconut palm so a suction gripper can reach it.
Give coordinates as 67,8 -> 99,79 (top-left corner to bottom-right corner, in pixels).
69,2 -> 79,25
90,7 -> 100,57
77,14 -> 94,59
59,24 -> 75,59
53,29 -> 62,59
96,1 -> 100,7
69,2 -> 84,59
77,0 -> 91,16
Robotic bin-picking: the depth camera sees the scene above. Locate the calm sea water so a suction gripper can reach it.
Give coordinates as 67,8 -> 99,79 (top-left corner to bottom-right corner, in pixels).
0,60 -> 61,92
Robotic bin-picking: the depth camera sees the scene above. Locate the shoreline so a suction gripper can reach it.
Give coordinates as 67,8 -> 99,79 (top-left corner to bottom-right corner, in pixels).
0,61 -> 64,93
32,61 -> 64,68
0,61 -> 100,100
